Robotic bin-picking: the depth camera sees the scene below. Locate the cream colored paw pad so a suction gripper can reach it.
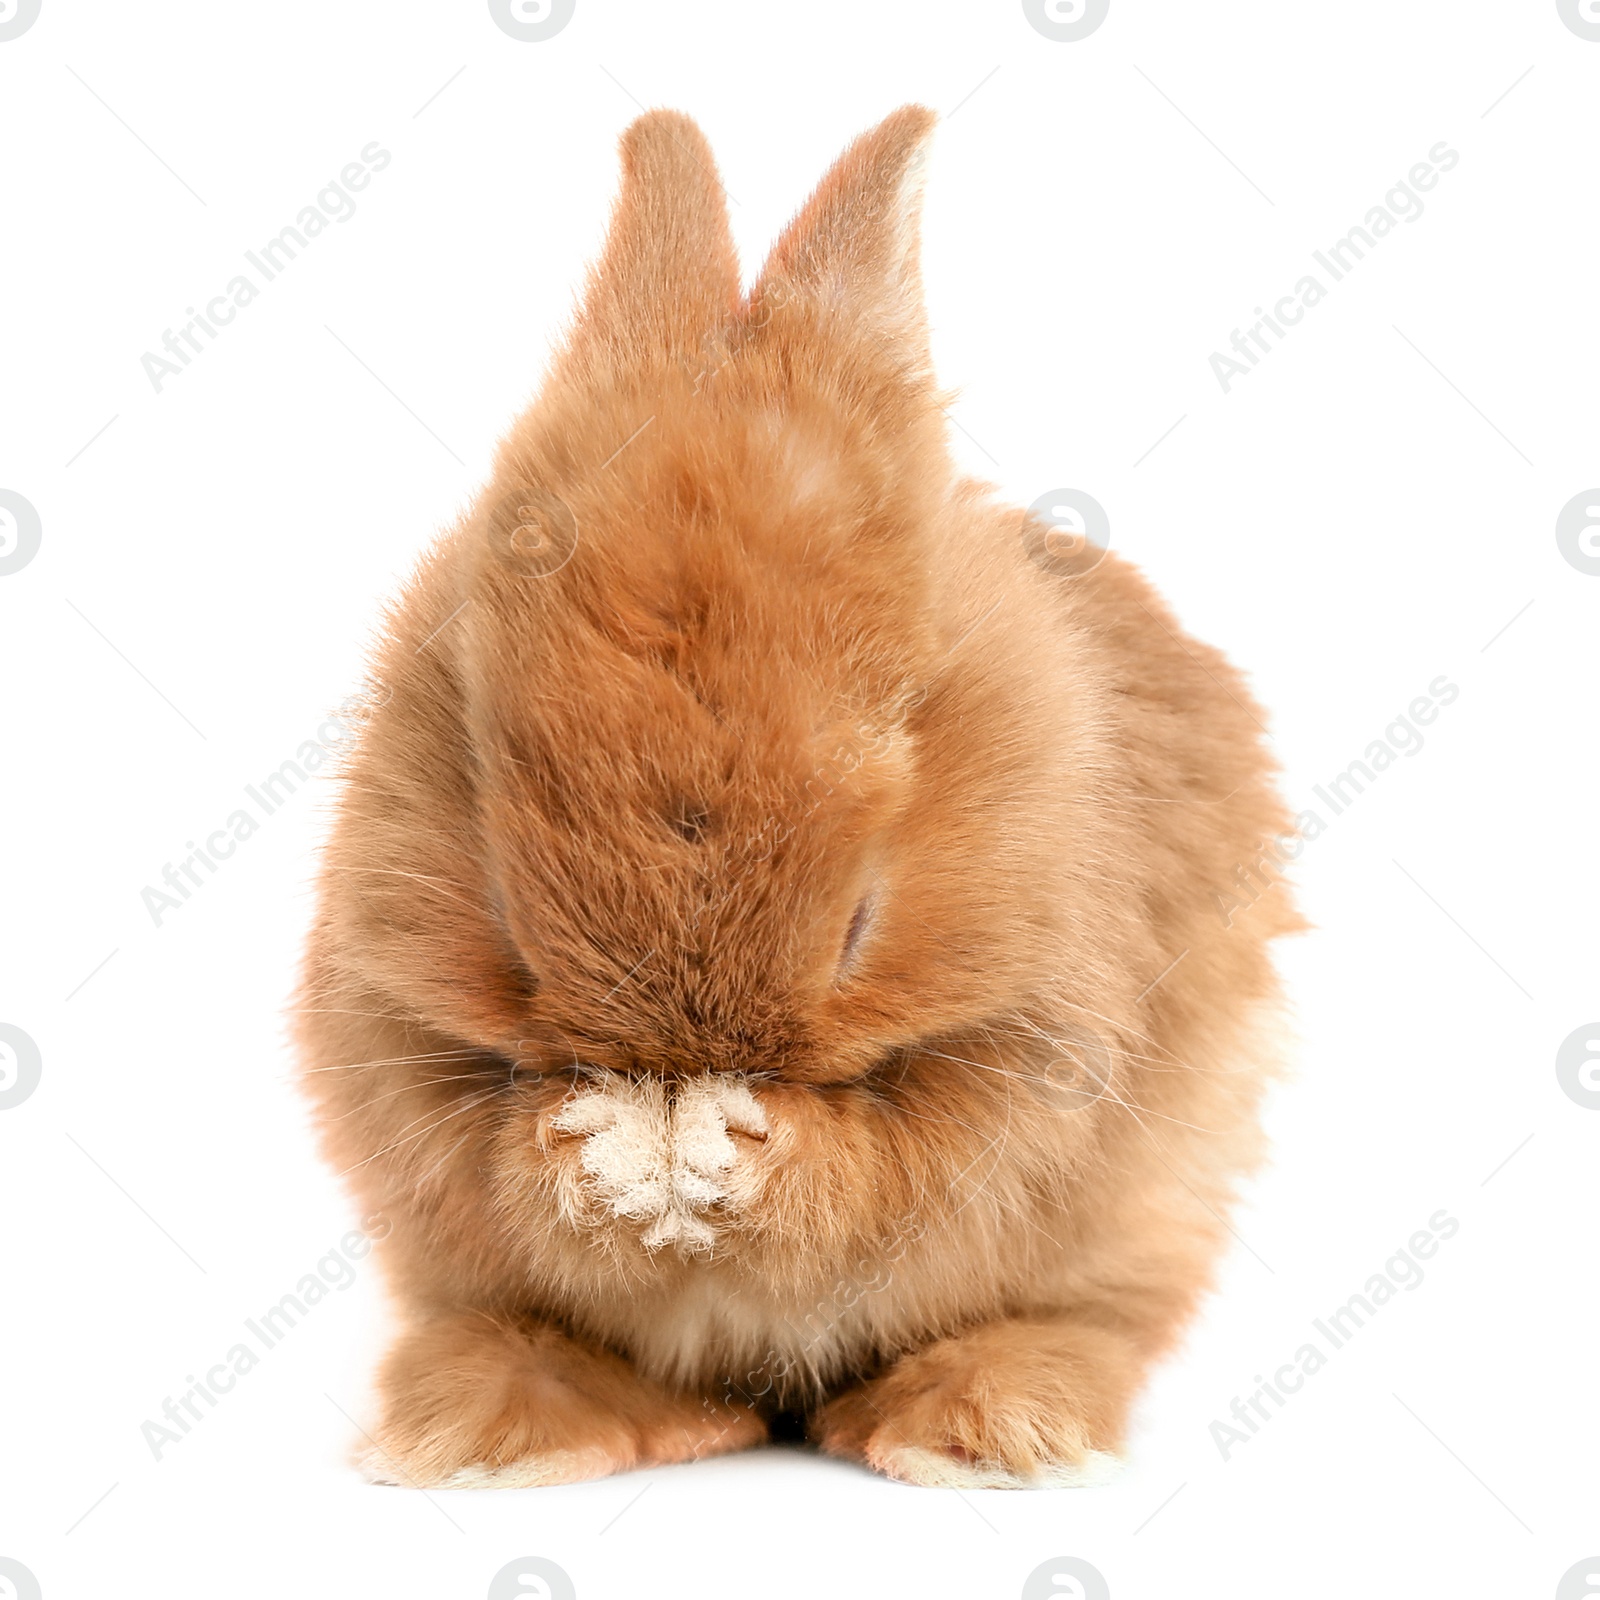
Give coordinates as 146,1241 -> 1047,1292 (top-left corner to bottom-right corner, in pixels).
879,1446 -> 1124,1490
433,1449 -> 616,1489
551,1073 -> 767,1253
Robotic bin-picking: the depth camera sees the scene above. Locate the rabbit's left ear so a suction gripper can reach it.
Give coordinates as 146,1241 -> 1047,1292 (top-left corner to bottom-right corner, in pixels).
748,106 -> 938,380
561,110 -> 740,377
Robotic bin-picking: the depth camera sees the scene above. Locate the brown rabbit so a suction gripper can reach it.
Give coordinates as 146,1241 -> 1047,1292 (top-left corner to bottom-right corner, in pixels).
295,105 -> 1300,1489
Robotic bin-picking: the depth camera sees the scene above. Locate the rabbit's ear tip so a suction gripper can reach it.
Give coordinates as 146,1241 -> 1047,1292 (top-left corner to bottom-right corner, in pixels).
615,109 -> 723,193
865,104 -> 939,153
620,107 -> 705,142
618,108 -> 716,161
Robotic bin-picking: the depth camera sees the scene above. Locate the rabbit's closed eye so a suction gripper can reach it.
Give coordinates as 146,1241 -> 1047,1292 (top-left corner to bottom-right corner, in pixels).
837,893 -> 875,979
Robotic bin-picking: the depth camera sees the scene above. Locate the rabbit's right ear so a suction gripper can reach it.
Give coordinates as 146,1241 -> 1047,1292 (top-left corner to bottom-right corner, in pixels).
748,106 -> 938,382
558,110 -> 740,381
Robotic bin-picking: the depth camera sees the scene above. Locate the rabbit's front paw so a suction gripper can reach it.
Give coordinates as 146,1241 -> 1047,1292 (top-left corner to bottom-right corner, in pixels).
550,1072 -> 767,1254
362,1310 -> 763,1489
814,1315 -> 1132,1489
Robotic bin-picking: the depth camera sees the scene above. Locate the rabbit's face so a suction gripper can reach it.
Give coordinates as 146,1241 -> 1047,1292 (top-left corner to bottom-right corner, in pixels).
463,374 -> 954,1094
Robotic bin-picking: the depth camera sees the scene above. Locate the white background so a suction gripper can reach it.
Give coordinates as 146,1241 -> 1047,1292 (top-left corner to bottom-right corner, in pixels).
2,2 -> 1596,1597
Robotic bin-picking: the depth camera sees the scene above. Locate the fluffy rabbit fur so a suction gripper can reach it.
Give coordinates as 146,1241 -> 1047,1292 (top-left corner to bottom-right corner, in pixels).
296,105 -> 1300,1490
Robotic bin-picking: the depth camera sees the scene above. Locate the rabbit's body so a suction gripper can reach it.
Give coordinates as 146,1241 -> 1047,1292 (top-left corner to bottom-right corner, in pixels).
297,107 -> 1299,1489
